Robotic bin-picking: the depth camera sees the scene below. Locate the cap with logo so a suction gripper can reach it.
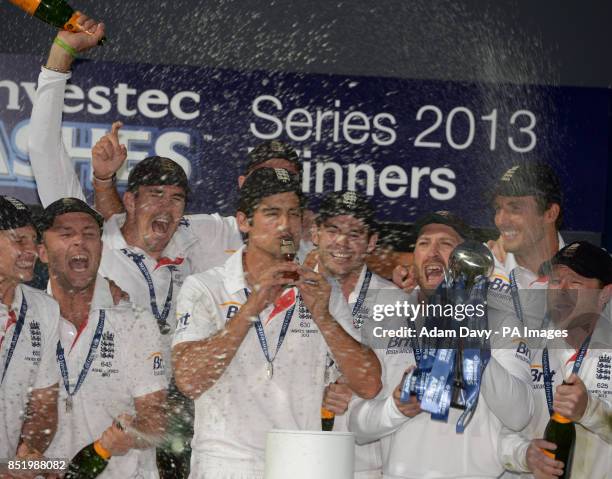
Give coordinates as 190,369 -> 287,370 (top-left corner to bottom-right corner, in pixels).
127,156 -> 189,194
493,162 -> 562,205
38,197 -> 104,233
547,241 -> 612,286
237,167 -> 304,216
317,190 -> 376,231
245,140 -> 301,175
0,196 -> 34,231
413,210 -> 472,240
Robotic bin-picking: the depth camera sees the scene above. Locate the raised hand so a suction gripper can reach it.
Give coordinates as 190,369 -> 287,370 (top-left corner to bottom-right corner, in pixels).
56,13 -> 105,53
93,122 -> 128,181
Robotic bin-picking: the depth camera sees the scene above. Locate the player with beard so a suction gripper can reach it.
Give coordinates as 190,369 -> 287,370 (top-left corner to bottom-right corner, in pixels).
172,170 -> 381,479
349,211 -> 535,478
499,241 -> 612,478
0,197 -> 60,474
38,197 -> 167,479
314,191 -> 411,479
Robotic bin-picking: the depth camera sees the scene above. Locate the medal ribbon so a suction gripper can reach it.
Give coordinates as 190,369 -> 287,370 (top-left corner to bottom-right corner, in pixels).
121,249 -> 174,334
56,310 -> 105,404
1,297 -> 28,384
244,289 -> 296,372
542,335 -> 591,416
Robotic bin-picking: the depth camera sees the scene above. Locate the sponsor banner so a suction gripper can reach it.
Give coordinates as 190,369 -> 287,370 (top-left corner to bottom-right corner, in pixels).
0,53 -> 609,232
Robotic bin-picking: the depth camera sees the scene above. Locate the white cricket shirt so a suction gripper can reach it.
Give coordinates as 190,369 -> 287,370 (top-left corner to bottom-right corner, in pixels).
349,302 -> 534,478
0,284 -> 60,457
45,276 -> 168,479
499,311 -> 612,478
173,246 -> 358,478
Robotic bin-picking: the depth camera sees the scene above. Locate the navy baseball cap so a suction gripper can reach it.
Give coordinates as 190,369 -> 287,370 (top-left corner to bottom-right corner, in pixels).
493,162 -> 562,205
413,211 -> 472,240
237,167 -> 304,216
317,191 -> 377,231
245,140 -> 301,175
0,196 -> 34,231
38,198 -> 104,233
546,241 -> 612,285
127,156 -> 189,194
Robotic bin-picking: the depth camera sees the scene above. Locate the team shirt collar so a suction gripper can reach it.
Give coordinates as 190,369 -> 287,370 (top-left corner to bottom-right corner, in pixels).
504,232 -> 565,283
104,213 -> 198,261
222,245 -> 249,295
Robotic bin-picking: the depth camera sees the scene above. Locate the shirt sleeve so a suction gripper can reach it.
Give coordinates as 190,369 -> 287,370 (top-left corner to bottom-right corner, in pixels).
172,275 -> 222,346
183,215 -> 243,274
125,306 -> 168,398
28,67 -> 87,207
348,345 -> 414,444
481,309 -> 534,431
498,426 -> 531,473
33,300 -> 60,390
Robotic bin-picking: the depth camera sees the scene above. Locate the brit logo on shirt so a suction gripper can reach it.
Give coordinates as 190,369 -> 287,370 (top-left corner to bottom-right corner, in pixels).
29,321 -> 41,349
100,332 -> 115,359
595,354 -> 611,381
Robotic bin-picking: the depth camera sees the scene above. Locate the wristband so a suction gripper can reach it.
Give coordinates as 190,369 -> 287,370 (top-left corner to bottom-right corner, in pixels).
53,37 -> 78,59
93,173 -> 117,184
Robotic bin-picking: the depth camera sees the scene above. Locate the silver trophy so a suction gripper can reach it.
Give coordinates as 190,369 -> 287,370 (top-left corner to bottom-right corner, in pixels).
446,240 -> 494,409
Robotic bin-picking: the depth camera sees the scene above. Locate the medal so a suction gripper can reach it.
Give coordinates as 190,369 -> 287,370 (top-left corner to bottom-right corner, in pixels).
266,361 -> 274,379
65,396 -> 73,413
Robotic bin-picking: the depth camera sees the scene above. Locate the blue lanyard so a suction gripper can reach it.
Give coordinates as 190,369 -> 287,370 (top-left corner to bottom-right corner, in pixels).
351,269 -> 372,329
244,289 -> 296,367
1,297 -> 28,384
121,249 -> 173,334
56,310 -> 105,400
509,270 -> 525,324
542,335 -> 591,416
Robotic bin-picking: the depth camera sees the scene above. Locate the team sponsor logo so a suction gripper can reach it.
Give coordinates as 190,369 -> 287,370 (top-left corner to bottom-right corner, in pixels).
489,276 -> 511,294
149,351 -> 165,376
513,340 -> 531,363
530,364 -> 556,388
179,217 -> 191,228
385,337 -> 412,355
176,312 -> 191,331
220,301 -> 242,319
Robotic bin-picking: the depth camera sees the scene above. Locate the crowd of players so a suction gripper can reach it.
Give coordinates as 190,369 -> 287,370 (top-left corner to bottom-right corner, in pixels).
1,14 -> 611,479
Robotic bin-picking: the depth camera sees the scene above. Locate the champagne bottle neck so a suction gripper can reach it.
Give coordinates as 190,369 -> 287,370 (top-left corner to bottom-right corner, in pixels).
93,441 -> 112,460
551,412 -> 572,424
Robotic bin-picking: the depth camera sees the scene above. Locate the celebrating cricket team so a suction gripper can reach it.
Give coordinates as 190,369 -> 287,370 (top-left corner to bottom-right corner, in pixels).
1,14 -> 611,479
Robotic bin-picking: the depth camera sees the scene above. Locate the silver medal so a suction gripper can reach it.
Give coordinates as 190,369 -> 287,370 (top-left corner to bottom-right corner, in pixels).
266,361 -> 274,379
65,396 -> 73,413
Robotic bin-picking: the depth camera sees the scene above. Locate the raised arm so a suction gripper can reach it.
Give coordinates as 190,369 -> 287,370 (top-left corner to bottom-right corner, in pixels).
28,15 -> 104,206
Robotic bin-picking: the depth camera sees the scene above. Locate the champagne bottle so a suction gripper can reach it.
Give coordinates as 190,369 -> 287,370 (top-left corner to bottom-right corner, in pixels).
64,440 -> 111,479
542,412 -> 576,479
321,407 -> 335,431
8,0 -> 106,44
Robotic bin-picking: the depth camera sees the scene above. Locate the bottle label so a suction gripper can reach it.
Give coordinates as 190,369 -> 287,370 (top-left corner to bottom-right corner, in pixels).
8,0 -> 41,16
